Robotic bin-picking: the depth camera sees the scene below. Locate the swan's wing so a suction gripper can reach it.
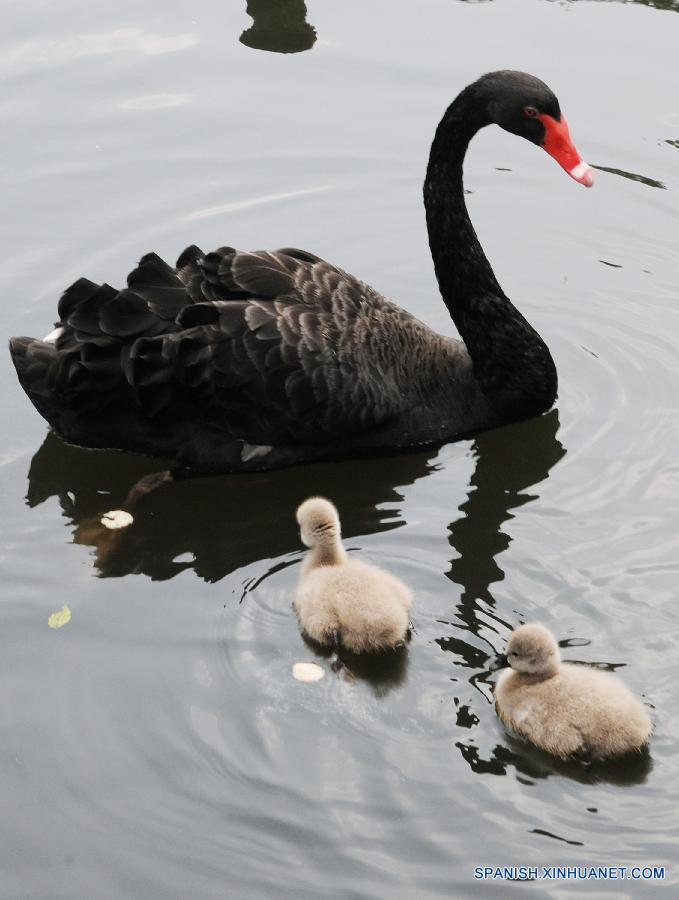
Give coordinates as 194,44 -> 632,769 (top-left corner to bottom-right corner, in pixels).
28,247 -> 420,444
128,246 -> 419,442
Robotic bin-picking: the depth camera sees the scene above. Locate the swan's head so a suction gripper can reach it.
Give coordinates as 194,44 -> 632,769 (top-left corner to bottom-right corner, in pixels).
296,496 -> 341,547
491,623 -> 561,678
479,70 -> 595,187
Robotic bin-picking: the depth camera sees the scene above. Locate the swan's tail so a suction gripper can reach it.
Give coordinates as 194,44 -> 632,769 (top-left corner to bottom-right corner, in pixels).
9,253 -> 195,441
9,336 -> 61,430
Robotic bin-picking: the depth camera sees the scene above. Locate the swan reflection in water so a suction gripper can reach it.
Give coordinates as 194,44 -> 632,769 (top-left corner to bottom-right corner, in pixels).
301,632 -> 410,697
437,413 -> 651,785
24,407 -> 648,761
447,408 -> 566,608
458,736 -> 652,787
26,409 -> 563,667
239,0 -> 316,54
25,432 -> 436,580
26,410 -> 560,585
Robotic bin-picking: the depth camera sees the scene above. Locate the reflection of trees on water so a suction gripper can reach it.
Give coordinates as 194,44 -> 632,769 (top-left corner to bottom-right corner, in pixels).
635,0 -> 679,9
240,0 -> 316,54
547,0 -> 678,10
618,0 -> 678,8
593,164 -> 666,190
462,0 -> 679,7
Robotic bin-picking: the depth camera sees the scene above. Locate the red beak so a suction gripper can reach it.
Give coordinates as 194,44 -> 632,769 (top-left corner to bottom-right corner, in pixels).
539,114 -> 595,187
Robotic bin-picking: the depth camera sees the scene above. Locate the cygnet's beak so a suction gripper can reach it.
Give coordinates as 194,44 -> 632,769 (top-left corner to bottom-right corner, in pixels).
487,653 -> 508,672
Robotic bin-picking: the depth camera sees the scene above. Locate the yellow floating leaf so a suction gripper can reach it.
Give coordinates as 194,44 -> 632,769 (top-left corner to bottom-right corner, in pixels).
48,604 -> 71,629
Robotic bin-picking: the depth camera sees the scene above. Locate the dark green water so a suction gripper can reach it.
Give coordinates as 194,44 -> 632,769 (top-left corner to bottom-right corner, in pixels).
2,1 -> 678,897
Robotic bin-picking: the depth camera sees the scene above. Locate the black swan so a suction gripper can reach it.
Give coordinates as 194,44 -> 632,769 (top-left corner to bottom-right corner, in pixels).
10,70 -> 593,475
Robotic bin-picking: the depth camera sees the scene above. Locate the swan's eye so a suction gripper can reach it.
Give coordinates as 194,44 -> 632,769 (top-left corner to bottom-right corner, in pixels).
524,106 -> 538,118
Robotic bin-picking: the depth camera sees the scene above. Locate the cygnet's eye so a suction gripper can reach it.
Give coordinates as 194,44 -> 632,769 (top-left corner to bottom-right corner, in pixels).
523,106 -> 538,118
509,651 -> 518,657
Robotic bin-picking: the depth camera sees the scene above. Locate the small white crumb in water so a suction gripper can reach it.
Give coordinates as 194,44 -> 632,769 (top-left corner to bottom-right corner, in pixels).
100,510 -> 134,530
292,662 -> 325,683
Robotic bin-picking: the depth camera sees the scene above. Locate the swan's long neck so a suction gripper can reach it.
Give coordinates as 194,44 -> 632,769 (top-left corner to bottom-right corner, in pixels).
306,531 -> 346,569
425,86 -> 500,314
424,85 -> 557,417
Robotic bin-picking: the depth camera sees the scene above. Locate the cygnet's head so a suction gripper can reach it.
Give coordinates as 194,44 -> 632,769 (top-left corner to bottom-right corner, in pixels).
504,623 -> 561,677
488,623 -> 562,677
296,496 -> 341,547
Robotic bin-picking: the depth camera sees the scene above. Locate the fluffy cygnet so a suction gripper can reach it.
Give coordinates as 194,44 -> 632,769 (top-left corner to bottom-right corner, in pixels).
492,623 -> 652,761
293,497 -> 412,656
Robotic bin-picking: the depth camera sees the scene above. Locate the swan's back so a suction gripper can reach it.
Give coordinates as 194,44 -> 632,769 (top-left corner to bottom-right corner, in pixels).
294,557 -> 412,653
294,495 -> 412,653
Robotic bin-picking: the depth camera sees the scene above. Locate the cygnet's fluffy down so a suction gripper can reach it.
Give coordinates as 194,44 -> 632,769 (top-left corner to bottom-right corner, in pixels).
294,497 -> 412,653
493,623 -> 652,761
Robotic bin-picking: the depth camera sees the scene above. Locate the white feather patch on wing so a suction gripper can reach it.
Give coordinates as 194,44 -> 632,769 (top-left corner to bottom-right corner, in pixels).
241,442 -> 273,463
